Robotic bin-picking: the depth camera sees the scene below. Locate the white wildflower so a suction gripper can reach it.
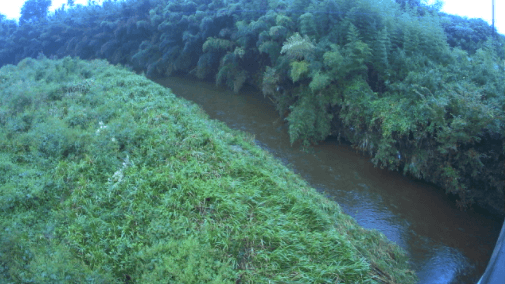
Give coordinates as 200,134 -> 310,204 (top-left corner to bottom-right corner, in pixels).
111,170 -> 124,183
96,121 -> 108,135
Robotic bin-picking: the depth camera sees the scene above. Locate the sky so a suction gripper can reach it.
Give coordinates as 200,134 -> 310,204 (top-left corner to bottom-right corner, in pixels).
0,0 -> 503,35
0,0 -> 105,21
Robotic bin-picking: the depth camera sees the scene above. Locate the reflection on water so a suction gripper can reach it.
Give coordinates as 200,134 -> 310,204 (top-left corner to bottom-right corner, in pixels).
337,188 -> 408,248
416,245 -> 471,284
155,76 -> 502,283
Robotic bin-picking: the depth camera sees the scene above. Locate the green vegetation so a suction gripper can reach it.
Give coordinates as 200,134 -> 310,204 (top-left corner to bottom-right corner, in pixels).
0,0 -> 503,213
0,56 -> 416,283
19,0 -> 51,25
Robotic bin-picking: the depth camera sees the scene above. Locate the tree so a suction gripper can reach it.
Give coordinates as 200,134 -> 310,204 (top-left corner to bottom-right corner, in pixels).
20,0 -> 52,25
395,0 -> 421,9
0,13 -> 18,34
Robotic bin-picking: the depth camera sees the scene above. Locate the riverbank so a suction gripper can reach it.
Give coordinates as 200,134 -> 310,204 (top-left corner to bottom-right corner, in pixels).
0,57 -> 416,282
156,74 -> 504,284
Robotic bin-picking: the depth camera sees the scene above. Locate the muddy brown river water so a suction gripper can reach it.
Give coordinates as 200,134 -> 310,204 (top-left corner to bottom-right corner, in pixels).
155,75 -> 503,283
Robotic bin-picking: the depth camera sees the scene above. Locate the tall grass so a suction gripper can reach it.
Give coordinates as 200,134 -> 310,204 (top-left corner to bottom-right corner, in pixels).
0,56 -> 416,283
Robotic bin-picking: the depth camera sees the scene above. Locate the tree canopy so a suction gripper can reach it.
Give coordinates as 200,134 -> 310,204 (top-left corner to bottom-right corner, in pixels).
20,0 -> 52,25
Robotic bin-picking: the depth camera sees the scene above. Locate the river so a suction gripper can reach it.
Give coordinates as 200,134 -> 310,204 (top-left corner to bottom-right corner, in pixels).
155,75 -> 503,283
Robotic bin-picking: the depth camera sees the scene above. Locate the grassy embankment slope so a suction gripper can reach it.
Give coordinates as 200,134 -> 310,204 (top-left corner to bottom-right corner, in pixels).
0,57 -> 417,283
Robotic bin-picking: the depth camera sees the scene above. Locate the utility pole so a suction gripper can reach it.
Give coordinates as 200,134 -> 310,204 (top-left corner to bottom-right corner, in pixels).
492,0 -> 495,38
